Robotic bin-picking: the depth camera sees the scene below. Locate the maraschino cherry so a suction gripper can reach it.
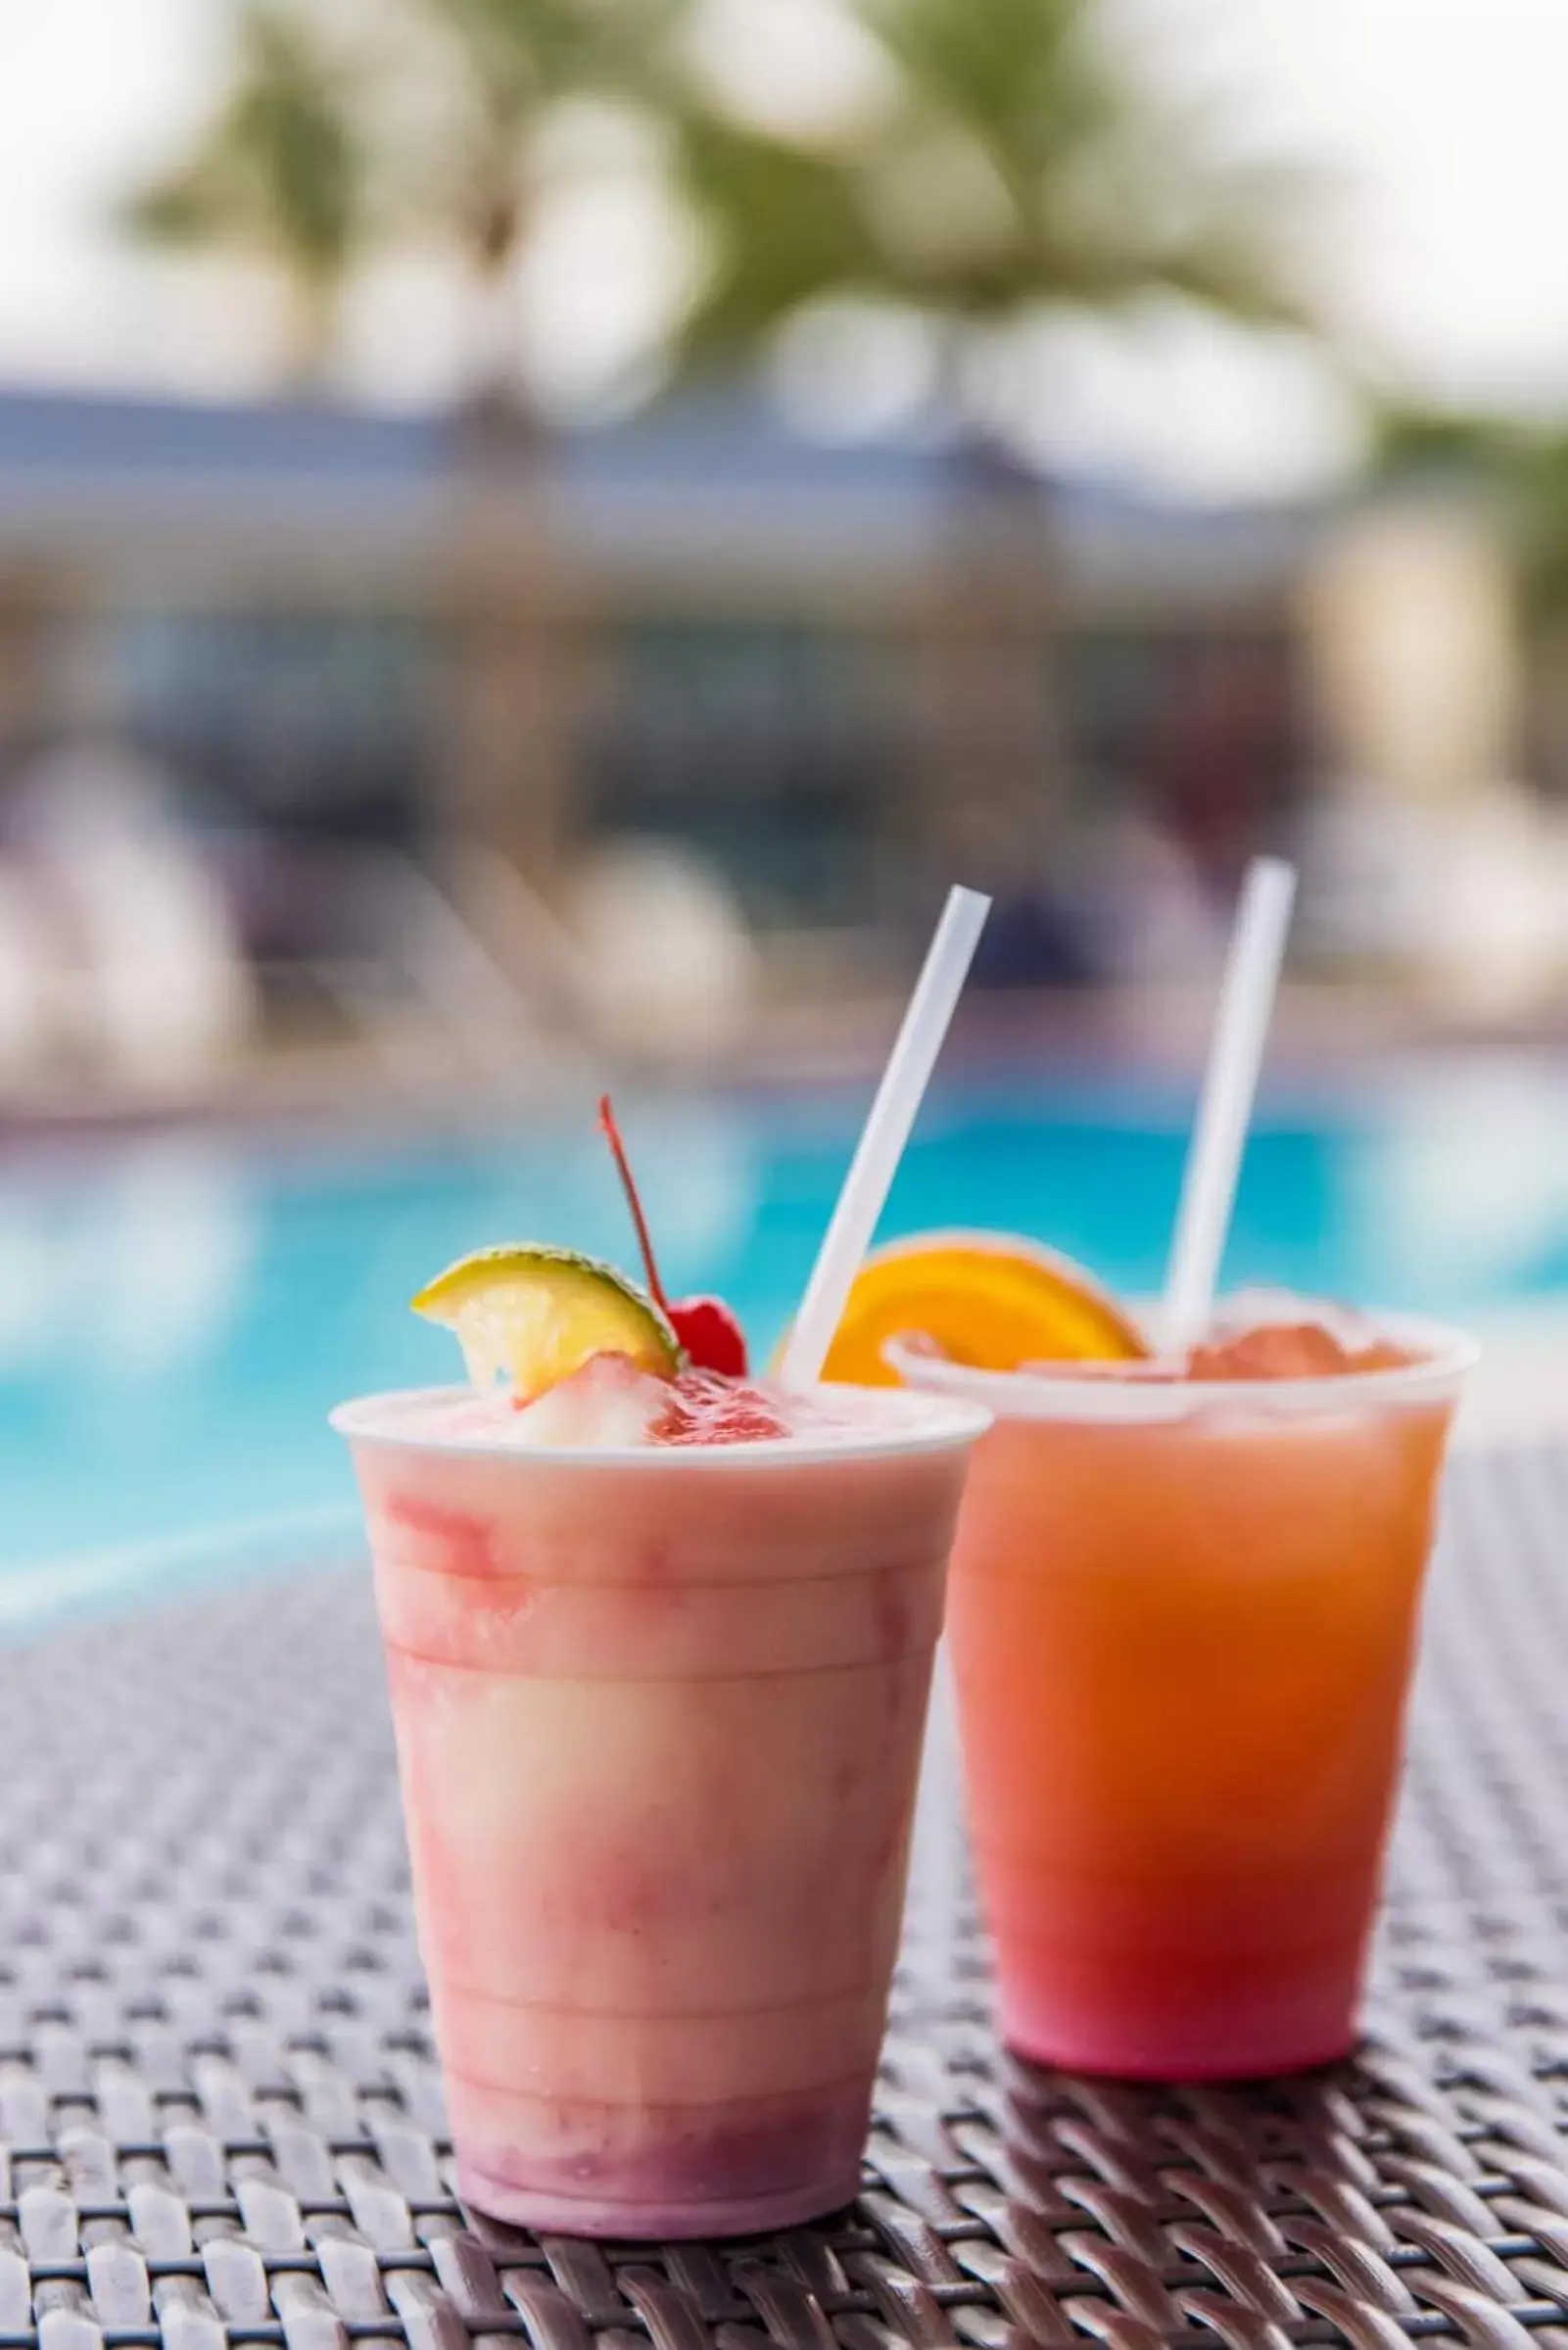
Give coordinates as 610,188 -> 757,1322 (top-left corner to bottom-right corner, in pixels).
598,1096 -> 749,1376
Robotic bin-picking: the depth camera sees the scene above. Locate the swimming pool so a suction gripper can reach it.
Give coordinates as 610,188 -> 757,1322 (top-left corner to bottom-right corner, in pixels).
4,1054 -> 1567,1583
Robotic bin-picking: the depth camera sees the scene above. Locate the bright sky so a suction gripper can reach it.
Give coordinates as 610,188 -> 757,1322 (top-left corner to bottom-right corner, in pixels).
1143,0 -> 1568,409
2,0 -> 1566,499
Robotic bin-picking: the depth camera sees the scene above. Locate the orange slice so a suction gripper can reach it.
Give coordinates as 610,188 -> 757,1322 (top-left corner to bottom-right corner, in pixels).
819,1230 -> 1150,1388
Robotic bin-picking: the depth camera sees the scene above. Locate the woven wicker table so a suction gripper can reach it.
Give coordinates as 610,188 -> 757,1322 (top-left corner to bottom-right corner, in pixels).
5,1446 -> 1568,2349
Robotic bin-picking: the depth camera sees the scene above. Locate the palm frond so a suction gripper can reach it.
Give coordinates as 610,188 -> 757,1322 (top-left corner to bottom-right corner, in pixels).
419,0 -> 687,124
671,110 -> 882,370
122,157 -> 244,247
121,1 -> 369,287
856,0 -> 1119,186
665,0 -> 1309,368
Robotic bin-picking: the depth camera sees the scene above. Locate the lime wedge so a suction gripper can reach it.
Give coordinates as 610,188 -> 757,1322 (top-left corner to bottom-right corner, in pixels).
412,1244 -> 681,1399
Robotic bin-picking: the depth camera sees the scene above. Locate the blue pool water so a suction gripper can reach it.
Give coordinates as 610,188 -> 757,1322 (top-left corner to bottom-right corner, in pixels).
4,1058 -> 1568,1577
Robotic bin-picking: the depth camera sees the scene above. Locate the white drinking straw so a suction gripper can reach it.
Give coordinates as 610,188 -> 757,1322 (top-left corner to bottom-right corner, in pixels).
780,885 -> 991,1389
1163,855 -> 1298,1351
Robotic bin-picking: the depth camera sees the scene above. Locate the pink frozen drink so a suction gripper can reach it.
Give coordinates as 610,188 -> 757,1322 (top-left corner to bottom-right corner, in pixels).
337,1369 -> 986,2234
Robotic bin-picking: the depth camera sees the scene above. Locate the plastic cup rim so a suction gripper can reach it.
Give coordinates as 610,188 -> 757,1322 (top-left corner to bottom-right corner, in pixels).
885,1307 -> 1479,1423
329,1381 -> 993,1467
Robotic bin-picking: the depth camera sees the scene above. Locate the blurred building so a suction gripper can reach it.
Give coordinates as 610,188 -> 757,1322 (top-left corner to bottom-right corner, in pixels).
0,383 -> 1310,970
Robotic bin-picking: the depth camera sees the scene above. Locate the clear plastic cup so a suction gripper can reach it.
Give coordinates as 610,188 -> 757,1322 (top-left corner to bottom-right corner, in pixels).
333,1384 -> 990,2235
890,1315 -> 1475,2079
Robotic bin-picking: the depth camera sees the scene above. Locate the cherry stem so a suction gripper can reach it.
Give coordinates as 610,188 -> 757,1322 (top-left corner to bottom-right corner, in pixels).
598,1094 -> 675,1319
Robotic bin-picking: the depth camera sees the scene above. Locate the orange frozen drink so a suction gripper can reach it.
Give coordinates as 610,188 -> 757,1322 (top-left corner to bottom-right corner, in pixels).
894,1303 -> 1474,2079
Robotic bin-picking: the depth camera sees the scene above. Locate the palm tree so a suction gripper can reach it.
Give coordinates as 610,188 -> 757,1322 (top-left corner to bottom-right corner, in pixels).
123,1 -> 373,386
666,0 -> 1309,892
